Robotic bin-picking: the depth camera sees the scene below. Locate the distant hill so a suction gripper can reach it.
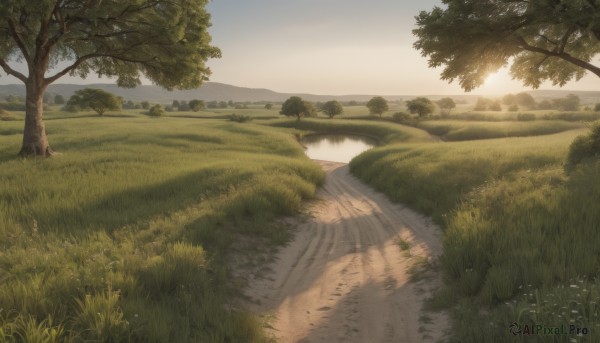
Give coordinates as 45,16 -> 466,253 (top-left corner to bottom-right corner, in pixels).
0,82 -> 597,104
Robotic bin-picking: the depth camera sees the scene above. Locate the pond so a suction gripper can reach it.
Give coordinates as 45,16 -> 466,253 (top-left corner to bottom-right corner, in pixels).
301,134 -> 377,163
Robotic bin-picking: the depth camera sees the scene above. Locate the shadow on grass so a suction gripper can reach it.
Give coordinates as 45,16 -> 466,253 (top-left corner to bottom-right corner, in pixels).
36,166 -> 254,236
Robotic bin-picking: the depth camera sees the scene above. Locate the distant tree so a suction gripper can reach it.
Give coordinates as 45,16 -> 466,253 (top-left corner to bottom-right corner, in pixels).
595,103 -> 600,112
553,94 -> 581,111
123,100 -> 136,109
474,97 -> 492,111
265,103 -> 273,110
218,101 -> 228,108
515,92 -> 536,109
207,101 -> 218,109
502,94 -> 516,106
321,100 -> 344,118
348,100 -> 358,106
189,100 -> 205,112
54,95 -> 65,105
5,95 -> 19,103
436,97 -> 456,116
165,105 -> 174,112
366,96 -> 389,117
148,104 -> 164,117
228,100 -> 234,107
172,100 -> 180,108
508,104 -> 519,112
66,88 -> 121,116
280,96 -> 316,121
489,100 -> 502,112
406,97 -> 435,117
178,101 -> 190,111
141,101 -> 150,110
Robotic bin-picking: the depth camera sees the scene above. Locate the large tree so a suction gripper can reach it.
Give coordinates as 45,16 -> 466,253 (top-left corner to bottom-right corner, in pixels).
0,0 -> 220,157
414,1 -> 600,92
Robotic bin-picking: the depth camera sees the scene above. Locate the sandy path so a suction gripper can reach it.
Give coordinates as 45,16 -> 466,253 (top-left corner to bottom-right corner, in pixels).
245,160 -> 448,343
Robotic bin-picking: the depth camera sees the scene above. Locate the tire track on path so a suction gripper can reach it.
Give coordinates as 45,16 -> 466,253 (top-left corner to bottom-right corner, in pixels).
245,160 -> 449,342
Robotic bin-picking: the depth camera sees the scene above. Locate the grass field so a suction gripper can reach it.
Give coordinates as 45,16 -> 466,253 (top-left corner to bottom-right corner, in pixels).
4,102 -> 600,342
416,120 -> 585,141
0,116 -> 323,342
350,127 -> 600,342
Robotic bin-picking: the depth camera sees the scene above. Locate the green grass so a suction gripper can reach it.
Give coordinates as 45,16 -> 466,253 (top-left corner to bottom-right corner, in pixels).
0,116 -> 323,342
350,128 -> 600,342
416,120 -> 584,141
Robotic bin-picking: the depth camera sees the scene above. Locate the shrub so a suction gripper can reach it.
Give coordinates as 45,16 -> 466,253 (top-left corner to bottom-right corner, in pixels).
62,104 -> 80,113
392,112 -> 413,123
508,104 -> 519,112
516,113 -> 536,121
148,104 -> 164,117
0,109 -> 14,121
228,114 -> 252,123
566,121 -> 600,169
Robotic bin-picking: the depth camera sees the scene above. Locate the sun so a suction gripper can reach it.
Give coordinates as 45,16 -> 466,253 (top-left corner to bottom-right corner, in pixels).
483,72 -> 501,86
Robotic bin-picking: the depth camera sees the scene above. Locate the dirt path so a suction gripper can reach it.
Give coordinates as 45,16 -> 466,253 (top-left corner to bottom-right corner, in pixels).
245,160 -> 449,343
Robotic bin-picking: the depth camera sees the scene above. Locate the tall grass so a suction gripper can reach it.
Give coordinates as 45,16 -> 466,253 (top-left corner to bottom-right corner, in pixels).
350,128 -> 600,341
416,120 -> 584,141
0,117 -> 323,342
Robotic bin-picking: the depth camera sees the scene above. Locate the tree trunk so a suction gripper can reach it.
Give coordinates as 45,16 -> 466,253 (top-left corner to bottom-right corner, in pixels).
19,79 -> 53,157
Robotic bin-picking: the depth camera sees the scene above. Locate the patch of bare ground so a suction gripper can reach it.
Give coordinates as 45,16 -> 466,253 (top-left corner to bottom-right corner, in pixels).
242,160 -> 449,343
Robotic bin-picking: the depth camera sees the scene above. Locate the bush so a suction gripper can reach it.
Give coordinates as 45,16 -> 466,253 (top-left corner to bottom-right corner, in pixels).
0,102 -> 26,111
148,104 -> 164,117
516,113 -> 536,121
228,114 -> 252,123
566,122 -> 600,169
392,112 -> 413,123
508,104 -> 519,112
62,104 -> 80,113
0,109 -> 14,121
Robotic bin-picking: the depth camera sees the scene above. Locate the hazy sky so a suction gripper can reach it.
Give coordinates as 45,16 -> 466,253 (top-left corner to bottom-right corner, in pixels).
2,0 -> 600,95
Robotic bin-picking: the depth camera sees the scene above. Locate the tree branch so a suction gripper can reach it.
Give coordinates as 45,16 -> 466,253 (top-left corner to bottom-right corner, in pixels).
0,58 -> 28,83
6,19 -> 32,67
516,36 -> 600,78
44,52 -> 99,84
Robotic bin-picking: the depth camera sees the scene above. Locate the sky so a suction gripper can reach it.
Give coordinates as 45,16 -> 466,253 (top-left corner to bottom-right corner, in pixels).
2,0 -> 600,96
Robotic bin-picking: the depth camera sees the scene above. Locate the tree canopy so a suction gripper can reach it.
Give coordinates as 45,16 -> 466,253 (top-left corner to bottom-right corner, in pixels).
66,88 -> 121,115
406,97 -> 435,117
188,99 -> 205,112
280,96 -> 316,121
366,96 -> 389,117
414,1 -> 600,91
436,97 -> 456,115
321,100 -> 344,118
0,0 -> 220,156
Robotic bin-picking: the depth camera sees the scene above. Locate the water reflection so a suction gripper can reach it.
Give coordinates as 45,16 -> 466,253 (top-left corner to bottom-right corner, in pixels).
301,134 -> 377,163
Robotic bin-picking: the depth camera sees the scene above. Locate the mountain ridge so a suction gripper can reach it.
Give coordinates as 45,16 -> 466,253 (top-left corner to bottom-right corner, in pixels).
0,82 -> 598,104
